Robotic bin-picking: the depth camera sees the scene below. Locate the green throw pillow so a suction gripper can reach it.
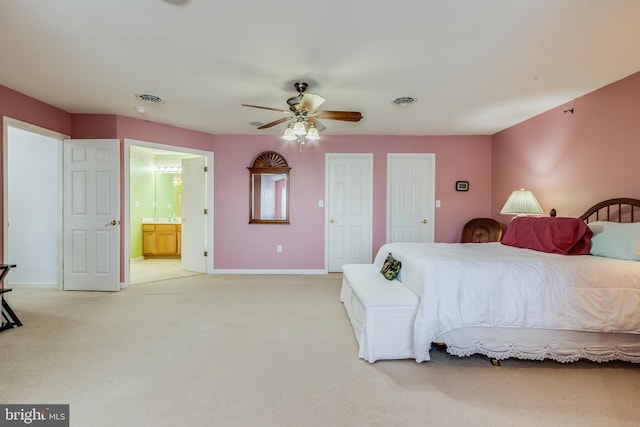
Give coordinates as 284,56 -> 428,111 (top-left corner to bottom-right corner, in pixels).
380,253 -> 401,280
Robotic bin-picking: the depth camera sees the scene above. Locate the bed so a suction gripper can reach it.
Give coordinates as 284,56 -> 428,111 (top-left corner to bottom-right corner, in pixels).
341,198 -> 640,363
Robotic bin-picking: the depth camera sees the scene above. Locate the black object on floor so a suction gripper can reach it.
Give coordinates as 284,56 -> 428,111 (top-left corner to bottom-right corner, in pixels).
1,264 -> 21,331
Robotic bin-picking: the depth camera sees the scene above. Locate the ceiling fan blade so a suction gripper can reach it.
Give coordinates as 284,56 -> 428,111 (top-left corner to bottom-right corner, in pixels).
241,104 -> 290,114
299,94 -> 326,112
309,117 -> 326,133
257,116 -> 292,129
315,110 -> 363,122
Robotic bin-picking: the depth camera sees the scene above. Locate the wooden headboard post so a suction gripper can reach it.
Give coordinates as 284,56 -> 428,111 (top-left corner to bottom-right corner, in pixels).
578,198 -> 640,223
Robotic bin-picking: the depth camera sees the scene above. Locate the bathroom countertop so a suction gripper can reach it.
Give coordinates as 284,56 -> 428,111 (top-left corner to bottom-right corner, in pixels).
141,217 -> 181,224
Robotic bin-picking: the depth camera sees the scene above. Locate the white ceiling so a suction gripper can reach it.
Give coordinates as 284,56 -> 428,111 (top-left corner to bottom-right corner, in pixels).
2,0 -> 640,137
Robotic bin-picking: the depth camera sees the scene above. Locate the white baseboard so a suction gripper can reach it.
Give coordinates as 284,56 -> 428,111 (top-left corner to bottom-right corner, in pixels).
6,282 -> 57,289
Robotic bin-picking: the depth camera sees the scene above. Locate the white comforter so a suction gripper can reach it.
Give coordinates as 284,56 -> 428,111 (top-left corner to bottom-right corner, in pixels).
374,242 -> 640,362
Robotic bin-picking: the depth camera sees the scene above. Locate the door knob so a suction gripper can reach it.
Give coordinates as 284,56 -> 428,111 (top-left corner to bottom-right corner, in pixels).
329,219 -> 336,223
104,220 -> 119,227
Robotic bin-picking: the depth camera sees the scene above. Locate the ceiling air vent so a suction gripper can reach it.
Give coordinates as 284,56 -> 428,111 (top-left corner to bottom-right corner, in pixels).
135,93 -> 165,104
393,96 -> 417,106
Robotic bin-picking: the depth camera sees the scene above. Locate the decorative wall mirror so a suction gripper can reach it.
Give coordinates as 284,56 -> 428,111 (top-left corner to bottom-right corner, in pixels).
248,151 -> 291,224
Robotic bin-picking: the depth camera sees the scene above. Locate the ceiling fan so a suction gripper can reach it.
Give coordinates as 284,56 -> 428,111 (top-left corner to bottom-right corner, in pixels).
242,82 -> 363,139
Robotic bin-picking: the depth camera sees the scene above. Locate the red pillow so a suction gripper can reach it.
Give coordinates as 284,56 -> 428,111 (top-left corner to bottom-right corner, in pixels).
501,217 -> 593,255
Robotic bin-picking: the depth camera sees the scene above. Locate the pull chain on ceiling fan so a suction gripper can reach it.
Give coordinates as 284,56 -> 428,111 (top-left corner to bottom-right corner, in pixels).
242,82 -> 363,149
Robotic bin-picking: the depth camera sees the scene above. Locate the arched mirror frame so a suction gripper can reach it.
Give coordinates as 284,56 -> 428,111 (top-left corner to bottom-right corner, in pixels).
248,151 -> 291,224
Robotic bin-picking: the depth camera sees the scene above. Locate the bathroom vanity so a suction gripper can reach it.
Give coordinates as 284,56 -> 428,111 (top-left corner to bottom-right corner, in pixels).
142,219 -> 181,258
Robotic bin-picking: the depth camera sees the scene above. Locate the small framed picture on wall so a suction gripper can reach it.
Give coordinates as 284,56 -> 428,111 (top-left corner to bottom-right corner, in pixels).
456,180 -> 469,192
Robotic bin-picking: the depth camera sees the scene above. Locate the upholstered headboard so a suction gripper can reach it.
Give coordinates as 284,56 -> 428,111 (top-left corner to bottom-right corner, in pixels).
460,218 -> 504,243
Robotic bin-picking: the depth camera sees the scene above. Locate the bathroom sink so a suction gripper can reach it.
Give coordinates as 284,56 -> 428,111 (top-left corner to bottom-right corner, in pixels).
141,217 -> 181,224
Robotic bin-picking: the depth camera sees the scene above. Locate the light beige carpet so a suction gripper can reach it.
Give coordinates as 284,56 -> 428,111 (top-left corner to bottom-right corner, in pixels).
129,259 -> 202,285
1,274 -> 638,427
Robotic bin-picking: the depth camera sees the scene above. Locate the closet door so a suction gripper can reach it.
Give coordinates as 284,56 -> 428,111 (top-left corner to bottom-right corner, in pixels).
326,153 -> 373,272
387,153 -> 435,243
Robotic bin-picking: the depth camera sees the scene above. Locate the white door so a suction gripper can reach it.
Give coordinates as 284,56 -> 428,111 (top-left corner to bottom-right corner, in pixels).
63,139 -> 120,291
326,154 -> 373,272
181,157 -> 207,273
387,153 -> 435,243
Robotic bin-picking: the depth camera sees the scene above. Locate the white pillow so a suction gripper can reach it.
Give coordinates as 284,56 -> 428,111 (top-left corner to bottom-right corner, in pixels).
588,221 -> 640,261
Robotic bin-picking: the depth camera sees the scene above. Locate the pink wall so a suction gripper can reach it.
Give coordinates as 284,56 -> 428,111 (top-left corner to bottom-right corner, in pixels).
7,69 -> 640,272
70,114 -> 118,138
2,84 -> 492,271
66,114 -> 493,270
212,134 -> 492,270
0,85 -> 71,136
492,71 -> 640,220
5,67 -> 640,271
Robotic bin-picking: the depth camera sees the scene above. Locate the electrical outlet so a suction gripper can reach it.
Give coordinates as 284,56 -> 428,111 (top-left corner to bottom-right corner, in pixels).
276,244 -> 282,253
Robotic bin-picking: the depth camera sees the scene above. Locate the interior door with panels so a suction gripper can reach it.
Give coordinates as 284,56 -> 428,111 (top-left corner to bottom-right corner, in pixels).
63,139 -> 120,291
387,153 -> 435,243
181,156 -> 207,273
326,153 -> 373,272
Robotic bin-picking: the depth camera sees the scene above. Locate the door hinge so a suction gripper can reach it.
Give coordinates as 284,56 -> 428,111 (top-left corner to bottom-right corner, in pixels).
204,208 -> 208,215
204,166 -> 208,172
204,251 -> 208,257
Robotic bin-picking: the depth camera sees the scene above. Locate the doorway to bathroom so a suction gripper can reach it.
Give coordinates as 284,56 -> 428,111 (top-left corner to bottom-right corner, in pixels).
125,139 -> 213,285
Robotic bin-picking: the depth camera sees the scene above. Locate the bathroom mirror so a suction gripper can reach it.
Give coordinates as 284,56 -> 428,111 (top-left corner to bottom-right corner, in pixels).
155,172 -> 182,219
248,151 -> 291,224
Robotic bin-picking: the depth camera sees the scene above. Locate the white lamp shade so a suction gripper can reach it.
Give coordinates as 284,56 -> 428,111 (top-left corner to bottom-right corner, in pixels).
306,126 -> 320,140
282,126 -> 296,140
500,188 -> 544,215
292,121 -> 307,135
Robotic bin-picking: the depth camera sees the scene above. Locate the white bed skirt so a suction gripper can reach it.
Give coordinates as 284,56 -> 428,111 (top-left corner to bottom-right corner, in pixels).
438,327 -> 640,363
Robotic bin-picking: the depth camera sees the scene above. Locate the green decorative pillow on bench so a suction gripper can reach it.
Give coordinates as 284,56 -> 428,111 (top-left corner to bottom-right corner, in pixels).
380,253 -> 401,280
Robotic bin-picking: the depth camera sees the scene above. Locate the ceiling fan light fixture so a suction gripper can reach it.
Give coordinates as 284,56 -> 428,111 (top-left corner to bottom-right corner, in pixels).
306,125 -> 320,140
282,125 -> 297,140
292,120 -> 307,136
242,82 -> 362,148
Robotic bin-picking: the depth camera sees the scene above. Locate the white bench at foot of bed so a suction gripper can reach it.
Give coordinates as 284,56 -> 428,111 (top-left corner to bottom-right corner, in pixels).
340,263 -> 419,362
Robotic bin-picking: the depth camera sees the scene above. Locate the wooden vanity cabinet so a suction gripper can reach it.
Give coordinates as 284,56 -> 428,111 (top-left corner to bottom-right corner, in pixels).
143,224 -> 181,257
142,224 -> 156,255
